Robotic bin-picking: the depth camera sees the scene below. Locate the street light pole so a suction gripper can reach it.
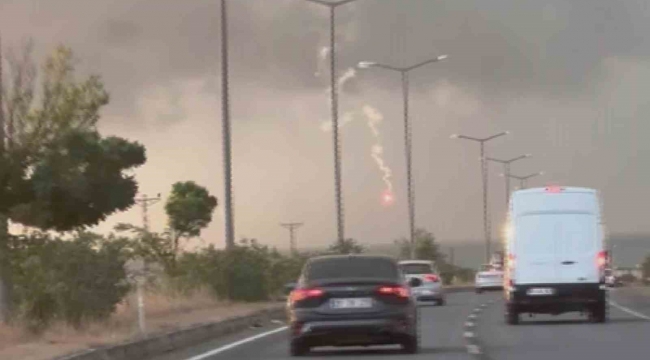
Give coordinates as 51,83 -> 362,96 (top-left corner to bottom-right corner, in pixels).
220,0 -> 235,250
302,0 -> 361,247
487,154 -> 532,206
358,55 -> 448,259
502,171 -> 544,190
450,131 -> 510,263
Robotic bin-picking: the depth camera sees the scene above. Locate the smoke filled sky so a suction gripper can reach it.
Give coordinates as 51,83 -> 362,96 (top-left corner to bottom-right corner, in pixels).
1,0 -> 649,250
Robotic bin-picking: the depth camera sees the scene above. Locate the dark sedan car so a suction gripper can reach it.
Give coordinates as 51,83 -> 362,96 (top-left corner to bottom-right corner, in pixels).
286,254 -> 422,356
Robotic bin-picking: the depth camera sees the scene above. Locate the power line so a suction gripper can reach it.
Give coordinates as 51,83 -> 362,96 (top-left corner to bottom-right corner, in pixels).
135,193 -> 161,232
132,193 -> 161,335
280,223 -> 304,255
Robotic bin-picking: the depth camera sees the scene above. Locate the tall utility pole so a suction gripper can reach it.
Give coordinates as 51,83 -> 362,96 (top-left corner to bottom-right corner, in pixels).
280,222 -> 304,255
220,0 -> 235,250
450,131 -> 510,263
133,193 -> 161,335
358,55 -> 448,259
0,34 -> 9,322
487,154 -> 532,207
302,0 -> 360,247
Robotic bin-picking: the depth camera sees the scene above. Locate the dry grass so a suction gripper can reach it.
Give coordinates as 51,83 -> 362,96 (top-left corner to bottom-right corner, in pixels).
0,288 -> 277,360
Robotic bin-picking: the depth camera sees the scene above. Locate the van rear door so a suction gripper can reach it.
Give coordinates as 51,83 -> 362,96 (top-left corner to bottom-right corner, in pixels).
555,213 -> 599,283
515,212 -> 598,285
515,213 -> 557,284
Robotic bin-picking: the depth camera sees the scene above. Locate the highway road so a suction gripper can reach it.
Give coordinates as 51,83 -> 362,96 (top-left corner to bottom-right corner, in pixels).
147,288 -> 650,360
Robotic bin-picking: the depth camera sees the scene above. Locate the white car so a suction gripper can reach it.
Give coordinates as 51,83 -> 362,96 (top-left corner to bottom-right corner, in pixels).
504,186 -> 608,324
475,264 -> 504,293
398,260 -> 446,305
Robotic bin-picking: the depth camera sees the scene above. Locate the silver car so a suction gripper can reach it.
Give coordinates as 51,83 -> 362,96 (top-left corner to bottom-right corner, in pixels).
398,260 -> 445,306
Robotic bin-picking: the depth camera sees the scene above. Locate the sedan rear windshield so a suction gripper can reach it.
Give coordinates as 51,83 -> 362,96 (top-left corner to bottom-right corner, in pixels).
305,257 -> 399,281
399,263 -> 433,275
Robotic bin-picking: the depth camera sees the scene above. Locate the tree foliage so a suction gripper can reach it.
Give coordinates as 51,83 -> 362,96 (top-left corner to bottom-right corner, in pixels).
328,238 -> 364,255
9,231 -> 131,331
0,43 -> 146,231
394,228 -> 445,263
165,181 -> 218,256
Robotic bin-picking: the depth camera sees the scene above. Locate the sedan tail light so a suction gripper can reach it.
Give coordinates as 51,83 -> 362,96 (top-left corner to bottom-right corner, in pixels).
424,274 -> 440,282
377,285 -> 410,298
289,288 -> 324,303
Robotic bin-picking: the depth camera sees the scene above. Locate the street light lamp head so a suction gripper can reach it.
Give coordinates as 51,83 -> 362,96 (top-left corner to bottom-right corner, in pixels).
504,130 -> 512,135
357,61 -> 376,69
539,171 -> 545,176
449,134 -> 459,139
525,153 -> 532,158
437,54 -> 449,61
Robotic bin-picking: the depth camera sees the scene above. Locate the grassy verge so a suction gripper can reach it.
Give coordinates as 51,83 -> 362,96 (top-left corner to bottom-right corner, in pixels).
0,289 -> 276,360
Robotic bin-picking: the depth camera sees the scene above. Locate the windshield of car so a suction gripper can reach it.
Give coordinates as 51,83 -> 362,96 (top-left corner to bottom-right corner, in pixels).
305,257 -> 399,281
399,263 -> 434,275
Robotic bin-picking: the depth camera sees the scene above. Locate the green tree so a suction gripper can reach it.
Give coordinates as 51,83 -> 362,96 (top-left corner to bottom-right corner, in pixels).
9,231 -> 131,331
113,223 -> 175,272
0,43 -> 146,319
328,238 -> 364,255
394,228 -> 445,263
1,43 -> 146,230
164,181 -> 218,261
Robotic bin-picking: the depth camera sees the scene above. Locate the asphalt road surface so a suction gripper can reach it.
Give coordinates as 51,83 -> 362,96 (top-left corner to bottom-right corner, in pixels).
148,288 -> 650,360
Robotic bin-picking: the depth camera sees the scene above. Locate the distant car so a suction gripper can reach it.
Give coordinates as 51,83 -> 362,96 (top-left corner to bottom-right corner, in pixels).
286,255 -> 421,356
475,264 -> 504,293
398,260 -> 446,305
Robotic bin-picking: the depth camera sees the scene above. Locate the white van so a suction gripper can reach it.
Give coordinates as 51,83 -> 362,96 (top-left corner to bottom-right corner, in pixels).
503,186 -> 608,324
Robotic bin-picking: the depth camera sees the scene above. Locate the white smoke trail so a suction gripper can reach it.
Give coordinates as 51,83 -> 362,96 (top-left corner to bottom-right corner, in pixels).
337,68 -> 356,89
315,46 -> 329,77
319,68 -> 357,131
319,111 -> 354,132
362,105 -> 394,193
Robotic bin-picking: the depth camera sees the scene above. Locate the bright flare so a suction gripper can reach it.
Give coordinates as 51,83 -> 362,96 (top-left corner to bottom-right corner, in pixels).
382,190 -> 395,205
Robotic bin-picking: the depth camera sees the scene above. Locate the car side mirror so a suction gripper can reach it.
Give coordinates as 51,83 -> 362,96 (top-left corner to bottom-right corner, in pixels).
408,277 -> 423,288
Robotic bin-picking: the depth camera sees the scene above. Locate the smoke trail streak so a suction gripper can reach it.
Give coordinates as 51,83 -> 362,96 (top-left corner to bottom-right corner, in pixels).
315,46 -> 329,77
362,105 -> 394,193
320,111 -> 354,132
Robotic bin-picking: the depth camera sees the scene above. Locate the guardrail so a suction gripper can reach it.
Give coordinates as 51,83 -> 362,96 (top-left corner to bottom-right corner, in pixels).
54,285 -> 475,360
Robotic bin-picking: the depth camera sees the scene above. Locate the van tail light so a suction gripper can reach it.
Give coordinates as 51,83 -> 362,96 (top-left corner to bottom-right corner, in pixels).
289,288 -> 325,303
377,285 -> 410,298
424,274 -> 439,282
597,251 -> 607,268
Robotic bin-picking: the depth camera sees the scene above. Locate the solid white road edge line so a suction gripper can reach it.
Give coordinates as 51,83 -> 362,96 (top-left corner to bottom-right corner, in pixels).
185,326 -> 289,360
609,300 -> 650,321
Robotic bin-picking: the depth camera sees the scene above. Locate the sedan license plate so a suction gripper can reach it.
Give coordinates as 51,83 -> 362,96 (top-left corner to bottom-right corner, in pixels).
330,298 -> 373,309
527,288 -> 555,296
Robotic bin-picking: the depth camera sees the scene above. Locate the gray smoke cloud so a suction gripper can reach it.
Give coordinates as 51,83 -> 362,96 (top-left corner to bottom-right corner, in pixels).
1,0 -> 649,251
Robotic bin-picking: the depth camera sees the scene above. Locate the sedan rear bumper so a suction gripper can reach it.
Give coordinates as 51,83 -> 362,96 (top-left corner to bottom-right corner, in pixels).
291,317 -> 414,347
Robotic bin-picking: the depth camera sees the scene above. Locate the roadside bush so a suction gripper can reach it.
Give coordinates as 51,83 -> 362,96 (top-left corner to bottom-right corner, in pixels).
167,239 -> 306,302
9,232 -> 131,331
